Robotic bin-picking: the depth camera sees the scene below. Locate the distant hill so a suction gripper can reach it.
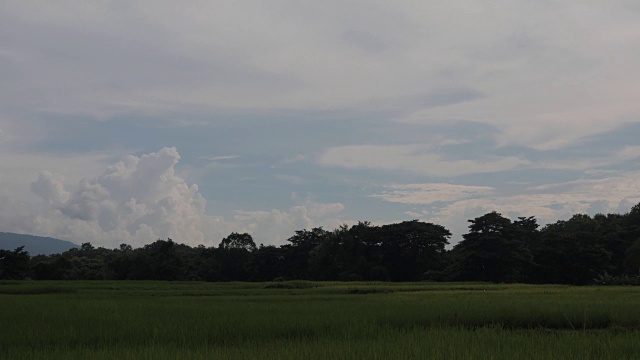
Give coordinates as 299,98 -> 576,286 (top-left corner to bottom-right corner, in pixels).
0,232 -> 79,256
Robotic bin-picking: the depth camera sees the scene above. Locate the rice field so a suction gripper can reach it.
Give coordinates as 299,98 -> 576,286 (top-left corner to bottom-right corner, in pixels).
1,281 -> 639,359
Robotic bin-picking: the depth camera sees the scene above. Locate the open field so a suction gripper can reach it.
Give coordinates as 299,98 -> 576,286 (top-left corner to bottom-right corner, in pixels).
1,281 -> 639,359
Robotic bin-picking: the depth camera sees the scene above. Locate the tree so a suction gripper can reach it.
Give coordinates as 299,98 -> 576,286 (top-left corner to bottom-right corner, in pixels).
378,220 -> 451,281
0,246 -> 30,280
533,215 -> 611,284
623,239 -> 640,275
137,238 -> 188,280
307,222 -> 373,280
281,228 -> 329,279
447,212 -> 534,283
195,246 -> 222,282
219,233 -> 257,252
250,245 -> 286,281
119,244 -> 133,252
591,213 -> 627,276
217,233 -> 256,281
31,255 -> 72,280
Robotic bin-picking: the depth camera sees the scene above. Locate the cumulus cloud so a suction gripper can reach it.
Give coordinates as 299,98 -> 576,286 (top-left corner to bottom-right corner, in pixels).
29,148 -> 207,247
30,171 -> 69,206
0,147 -> 348,248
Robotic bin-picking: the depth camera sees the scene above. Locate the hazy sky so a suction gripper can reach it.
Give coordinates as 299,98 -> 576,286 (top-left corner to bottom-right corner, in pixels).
1,1 -> 639,248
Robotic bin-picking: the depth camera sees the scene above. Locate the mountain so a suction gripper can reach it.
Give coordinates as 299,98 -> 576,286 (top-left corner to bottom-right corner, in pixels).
0,232 -> 79,256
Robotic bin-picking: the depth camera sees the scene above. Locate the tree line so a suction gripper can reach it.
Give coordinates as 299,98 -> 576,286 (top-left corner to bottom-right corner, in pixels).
2,203 -> 640,285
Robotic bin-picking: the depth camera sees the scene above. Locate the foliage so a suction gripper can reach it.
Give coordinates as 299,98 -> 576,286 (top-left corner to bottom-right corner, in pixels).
219,232 -> 257,251
593,272 -> 640,286
0,246 -> 30,280
446,212 -> 535,283
7,201 -> 640,285
532,215 -> 612,284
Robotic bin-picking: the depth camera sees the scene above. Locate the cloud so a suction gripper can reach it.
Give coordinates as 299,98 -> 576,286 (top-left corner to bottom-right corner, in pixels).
372,183 -> 494,205
232,202 -> 346,245
371,172 -> 640,244
0,147 -> 349,248
529,145 -> 640,171
3,2 -> 638,136
318,144 -> 526,177
317,126 -> 640,179
618,146 -> 640,162
198,155 -> 241,161
28,147 -> 207,247
0,151 -> 112,200
30,171 -> 69,206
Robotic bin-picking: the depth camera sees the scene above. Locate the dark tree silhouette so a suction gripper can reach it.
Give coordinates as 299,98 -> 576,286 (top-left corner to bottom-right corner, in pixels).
447,212 -> 534,283
219,233 -> 257,252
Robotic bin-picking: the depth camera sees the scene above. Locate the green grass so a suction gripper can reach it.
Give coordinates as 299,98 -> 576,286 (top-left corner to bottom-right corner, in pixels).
1,281 -> 639,359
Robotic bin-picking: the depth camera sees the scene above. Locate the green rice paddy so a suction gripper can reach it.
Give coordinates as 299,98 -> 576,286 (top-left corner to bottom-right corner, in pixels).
1,281 -> 639,359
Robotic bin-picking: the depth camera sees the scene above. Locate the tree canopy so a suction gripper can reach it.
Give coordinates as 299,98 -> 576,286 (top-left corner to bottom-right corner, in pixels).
2,202 -> 640,285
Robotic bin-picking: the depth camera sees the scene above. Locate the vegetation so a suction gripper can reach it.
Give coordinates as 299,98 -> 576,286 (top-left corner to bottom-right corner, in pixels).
1,281 -> 639,359
1,203 -> 640,284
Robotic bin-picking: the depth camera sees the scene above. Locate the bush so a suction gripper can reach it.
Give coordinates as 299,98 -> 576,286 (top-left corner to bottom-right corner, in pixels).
594,272 -> 640,286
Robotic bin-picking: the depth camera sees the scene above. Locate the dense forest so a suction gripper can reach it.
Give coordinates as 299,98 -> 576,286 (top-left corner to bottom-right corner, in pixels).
2,203 -> 640,285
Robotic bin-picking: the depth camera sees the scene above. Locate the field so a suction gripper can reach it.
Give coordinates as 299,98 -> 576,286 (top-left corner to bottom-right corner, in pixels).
1,281 -> 639,359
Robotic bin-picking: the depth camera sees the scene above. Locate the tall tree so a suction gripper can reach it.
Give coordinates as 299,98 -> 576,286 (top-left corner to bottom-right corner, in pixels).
281,228 -> 329,280
378,220 -> 451,281
308,222 -> 373,280
217,233 -> 256,281
0,246 -> 30,280
219,233 -> 257,252
447,212 -> 534,283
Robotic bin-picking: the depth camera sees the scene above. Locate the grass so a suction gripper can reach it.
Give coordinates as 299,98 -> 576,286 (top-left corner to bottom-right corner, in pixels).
1,281 -> 639,359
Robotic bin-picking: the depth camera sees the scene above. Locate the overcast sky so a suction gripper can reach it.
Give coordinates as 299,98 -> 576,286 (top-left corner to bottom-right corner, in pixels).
1,1 -> 639,248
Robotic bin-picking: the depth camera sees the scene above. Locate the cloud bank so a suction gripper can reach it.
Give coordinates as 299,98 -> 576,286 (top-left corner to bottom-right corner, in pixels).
0,148 -> 347,248
374,172 -> 640,243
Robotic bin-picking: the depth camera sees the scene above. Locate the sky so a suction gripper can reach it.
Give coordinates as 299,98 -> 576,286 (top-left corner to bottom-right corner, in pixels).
1,1 -> 640,249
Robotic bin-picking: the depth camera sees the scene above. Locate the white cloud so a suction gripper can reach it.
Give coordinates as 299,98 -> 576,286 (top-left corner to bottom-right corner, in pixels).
319,138 -> 640,178
372,183 -> 494,204
318,144 -> 526,177
232,202 -> 346,245
0,151 -> 112,200
27,147 -> 207,247
198,155 -> 241,161
3,1 -> 639,151
0,147 -> 348,248
531,146 -> 640,171
372,172 -> 640,244
30,171 -> 69,206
